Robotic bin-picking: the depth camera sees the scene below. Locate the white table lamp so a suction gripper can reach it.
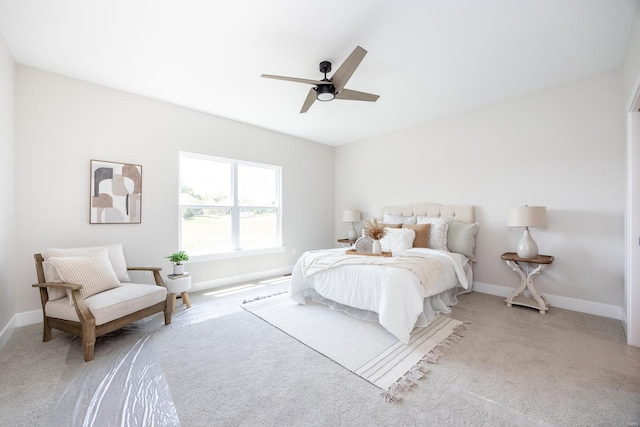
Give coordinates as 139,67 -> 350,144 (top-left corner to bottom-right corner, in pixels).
507,206 -> 547,259
342,209 -> 361,241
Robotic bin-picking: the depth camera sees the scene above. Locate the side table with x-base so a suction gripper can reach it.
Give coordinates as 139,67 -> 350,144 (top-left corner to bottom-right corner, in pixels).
501,252 -> 554,314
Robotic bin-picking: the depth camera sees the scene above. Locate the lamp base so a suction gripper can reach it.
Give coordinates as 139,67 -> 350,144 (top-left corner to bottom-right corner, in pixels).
516,228 -> 539,259
348,224 -> 357,241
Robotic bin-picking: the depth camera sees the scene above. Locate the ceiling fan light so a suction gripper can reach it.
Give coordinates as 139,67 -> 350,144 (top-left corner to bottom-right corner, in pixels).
316,85 -> 335,102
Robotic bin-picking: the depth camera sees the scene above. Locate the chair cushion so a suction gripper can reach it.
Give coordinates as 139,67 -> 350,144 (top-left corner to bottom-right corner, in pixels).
45,283 -> 167,326
42,244 -> 131,282
42,244 -> 132,301
49,248 -> 121,300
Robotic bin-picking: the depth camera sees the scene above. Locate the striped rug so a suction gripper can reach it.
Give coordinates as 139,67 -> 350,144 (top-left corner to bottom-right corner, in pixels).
242,293 -> 466,399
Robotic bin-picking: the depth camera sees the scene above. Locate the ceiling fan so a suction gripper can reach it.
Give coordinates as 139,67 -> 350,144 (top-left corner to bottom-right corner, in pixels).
261,46 -> 380,113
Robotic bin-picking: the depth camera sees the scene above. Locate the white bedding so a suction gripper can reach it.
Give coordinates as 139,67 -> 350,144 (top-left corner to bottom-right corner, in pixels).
289,247 -> 470,344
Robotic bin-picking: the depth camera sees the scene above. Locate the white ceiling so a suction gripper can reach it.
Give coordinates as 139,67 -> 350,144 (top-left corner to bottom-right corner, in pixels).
0,0 -> 638,146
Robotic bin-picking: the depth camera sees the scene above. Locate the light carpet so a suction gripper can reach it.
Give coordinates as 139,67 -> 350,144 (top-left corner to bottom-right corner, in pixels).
241,293 -> 466,398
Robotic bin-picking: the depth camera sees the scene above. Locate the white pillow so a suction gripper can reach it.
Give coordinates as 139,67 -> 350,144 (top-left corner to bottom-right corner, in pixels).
382,214 -> 417,225
416,216 -> 452,251
447,221 -> 480,260
380,228 -> 416,251
49,248 -> 121,301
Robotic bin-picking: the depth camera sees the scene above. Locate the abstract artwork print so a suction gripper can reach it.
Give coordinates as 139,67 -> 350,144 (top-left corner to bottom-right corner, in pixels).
90,160 -> 142,224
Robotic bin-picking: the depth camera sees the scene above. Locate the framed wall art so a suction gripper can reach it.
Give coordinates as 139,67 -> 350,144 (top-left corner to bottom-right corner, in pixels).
90,160 -> 142,224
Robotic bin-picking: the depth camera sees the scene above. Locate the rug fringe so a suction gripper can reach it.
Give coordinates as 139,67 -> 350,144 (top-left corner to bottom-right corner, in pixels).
380,390 -> 402,402
422,348 -> 444,364
448,333 -> 461,343
409,365 -> 429,379
242,291 -> 288,304
452,322 -> 471,337
381,320 -> 470,402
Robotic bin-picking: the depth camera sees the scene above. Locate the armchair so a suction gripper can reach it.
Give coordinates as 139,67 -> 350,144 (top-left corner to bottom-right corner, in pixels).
32,245 -> 173,361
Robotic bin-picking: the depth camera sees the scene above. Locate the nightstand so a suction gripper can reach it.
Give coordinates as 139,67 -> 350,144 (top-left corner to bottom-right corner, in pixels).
337,238 -> 356,247
501,252 -> 554,314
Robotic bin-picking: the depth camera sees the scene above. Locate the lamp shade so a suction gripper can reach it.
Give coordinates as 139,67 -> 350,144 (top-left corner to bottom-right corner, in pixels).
342,209 -> 361,223
507,206 -> 547,228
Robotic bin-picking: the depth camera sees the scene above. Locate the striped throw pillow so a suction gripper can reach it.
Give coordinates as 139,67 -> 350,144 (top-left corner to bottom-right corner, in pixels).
49,247 -> 120,301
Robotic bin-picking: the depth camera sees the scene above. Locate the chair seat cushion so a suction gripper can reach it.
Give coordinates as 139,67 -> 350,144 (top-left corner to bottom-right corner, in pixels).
45,283 -> 166,326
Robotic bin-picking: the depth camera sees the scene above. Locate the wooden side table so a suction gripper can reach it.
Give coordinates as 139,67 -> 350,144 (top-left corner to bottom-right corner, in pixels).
337,238 -> 356,247
501,252 -> 554,314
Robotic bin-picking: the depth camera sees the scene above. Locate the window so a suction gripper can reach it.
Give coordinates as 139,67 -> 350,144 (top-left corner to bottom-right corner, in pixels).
179,152 -> 281,256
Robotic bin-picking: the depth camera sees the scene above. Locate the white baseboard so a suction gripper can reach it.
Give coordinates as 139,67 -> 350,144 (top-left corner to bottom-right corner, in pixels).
191,265 -> 294,293
0,316 -> 17,350
17,309 -> 44,326
473,281 -> 624,320
0,266 -> 295,351
3,273 -> 622,351
0,309 -> 43,351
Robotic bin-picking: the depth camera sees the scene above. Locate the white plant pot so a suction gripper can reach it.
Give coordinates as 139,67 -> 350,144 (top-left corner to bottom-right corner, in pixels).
372,240 -> 382,255
173,264 -> 185,275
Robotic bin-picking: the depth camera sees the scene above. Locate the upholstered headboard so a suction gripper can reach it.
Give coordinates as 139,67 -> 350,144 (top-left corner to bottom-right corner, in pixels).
380,203 -> 475,223
378,203 -> 478,260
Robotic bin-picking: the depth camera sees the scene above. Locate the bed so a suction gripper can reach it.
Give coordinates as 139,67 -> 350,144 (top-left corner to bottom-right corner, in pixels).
289,203 -> 479,344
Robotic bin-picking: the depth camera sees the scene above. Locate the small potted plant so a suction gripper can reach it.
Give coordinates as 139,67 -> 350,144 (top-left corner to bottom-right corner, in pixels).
166,251 -> 189,275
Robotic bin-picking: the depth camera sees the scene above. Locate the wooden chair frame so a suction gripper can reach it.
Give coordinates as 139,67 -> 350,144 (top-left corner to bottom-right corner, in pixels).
32,253 -> 173,362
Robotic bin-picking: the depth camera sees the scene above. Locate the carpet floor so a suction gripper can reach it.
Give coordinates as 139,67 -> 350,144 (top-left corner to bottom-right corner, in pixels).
1,278 -> 639,426
241,293 -> 466,392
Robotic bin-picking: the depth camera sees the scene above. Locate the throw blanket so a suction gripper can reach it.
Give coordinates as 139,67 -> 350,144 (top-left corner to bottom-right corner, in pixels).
300,250 -> 442,293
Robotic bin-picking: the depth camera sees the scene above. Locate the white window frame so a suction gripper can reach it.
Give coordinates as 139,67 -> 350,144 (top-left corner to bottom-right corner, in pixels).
178,152 -> 283,260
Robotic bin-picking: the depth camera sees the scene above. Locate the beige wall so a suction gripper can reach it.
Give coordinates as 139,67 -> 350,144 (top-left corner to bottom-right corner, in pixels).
0,33 -> 15,342
13,65 -> 335,314
335,70 -> 625,313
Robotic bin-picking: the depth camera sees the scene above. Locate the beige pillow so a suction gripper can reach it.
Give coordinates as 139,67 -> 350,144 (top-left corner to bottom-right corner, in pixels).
49,248 -> 121,301
42,244 -> 129,300
42,244 -> 131,283
402,223 -> 431,248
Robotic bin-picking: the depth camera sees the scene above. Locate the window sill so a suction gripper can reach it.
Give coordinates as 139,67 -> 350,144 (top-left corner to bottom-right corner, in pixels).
188,246 -> 286,262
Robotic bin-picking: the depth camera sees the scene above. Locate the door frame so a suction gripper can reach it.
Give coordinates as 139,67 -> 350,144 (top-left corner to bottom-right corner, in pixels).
626,83 -> 640,347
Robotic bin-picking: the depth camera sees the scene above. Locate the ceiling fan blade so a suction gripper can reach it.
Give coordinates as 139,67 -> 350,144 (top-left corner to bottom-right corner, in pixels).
335,88 -> 380,102
261,74 -> 332,86
330,46 -> 367,92
300,88 -> 317,113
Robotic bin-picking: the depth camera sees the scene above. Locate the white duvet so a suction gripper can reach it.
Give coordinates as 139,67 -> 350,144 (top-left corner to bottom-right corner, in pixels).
289,247 -> 469,344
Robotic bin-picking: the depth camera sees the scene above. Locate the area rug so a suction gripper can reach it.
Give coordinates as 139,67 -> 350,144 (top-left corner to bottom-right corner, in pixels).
242,293 -> 467,401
